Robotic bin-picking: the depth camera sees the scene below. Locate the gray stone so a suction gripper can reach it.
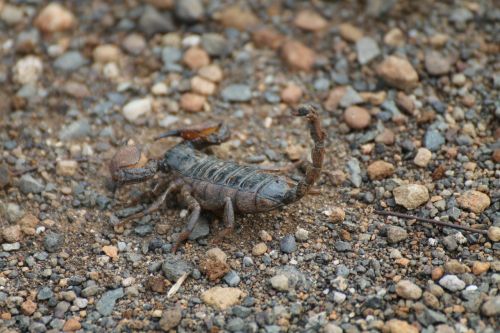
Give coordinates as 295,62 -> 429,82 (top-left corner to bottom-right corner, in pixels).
0,4 -> 24,25
347,158 -> 362,187
442,235 -> 458,251
162,254 -> 193,281
54,51 -> 88,71
162,46 -> 182,65
223,271 -> 241,287
280,235 -> 297,253
54,301 -> 70,318
439,275 -> 466,291
481,296 -> 500,317
324,323 -> 343,333
29,323 -> 47,333
295,228 -> 309,241
37,286 -> 53,300
447,207 -> 461,221
96,288 -> 124,316
139,6 -> 174,35
82,285 -> 100,297
226,317 -> 245,332
387,226 -> 408,243
2,242 -> 20,251
188,216 -> 210,240
5,203 -> 23,223
75,297 -> 88,308
334,240 -> 352,252
175,0 -> 204,22
356,37 -> 380,64
336,264 -> 350,277
201,33 -> 228,56
159,307 -> 182,331
44,232 -> 64,252
449,8 -> 473,24
275,265 -> 309,289
424,129 -> 445,151
339,86 -> 363,108
232,306 -> 252,318
59,119 -> 91,140
50,318 -> 65,330
134,224 -> 153,236
425,51 -> 451,76
19,174 -> 44,194
243,256 -> 254,267
221,84 -> 252,102
333,291 -> 347,304
418,308 -> 447,326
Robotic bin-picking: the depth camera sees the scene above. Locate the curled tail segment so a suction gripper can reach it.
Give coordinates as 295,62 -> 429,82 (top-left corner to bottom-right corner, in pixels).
289,104 -> 326,201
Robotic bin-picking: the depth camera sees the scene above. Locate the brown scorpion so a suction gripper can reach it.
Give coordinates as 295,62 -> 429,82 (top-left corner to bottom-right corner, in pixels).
109,104 -> 326,252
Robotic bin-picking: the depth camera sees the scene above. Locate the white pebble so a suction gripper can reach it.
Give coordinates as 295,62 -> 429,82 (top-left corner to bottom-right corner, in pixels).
123,98 -> 152,122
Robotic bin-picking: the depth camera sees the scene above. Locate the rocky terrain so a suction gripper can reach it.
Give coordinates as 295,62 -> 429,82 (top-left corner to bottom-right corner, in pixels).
0,0 -> 499,332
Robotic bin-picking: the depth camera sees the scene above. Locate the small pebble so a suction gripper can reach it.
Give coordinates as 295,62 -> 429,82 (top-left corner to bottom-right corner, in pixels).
414,148 -> 432,167
376,56 -> 419,90
252,243 -> 267,256
280,235 -> 297,253
343,106 -> 371,130
393,184 -> 429,210
295,228 -> 309,242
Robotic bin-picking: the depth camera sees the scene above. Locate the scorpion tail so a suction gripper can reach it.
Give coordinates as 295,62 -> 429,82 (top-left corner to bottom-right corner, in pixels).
289,104 -> 326,201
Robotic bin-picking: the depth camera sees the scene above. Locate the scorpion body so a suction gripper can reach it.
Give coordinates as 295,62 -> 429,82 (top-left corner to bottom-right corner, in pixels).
110,104 -> 326,251
164,143 -> 293,214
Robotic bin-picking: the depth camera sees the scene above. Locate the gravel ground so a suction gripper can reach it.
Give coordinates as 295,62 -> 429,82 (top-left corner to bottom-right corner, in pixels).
1,1 -> 499,332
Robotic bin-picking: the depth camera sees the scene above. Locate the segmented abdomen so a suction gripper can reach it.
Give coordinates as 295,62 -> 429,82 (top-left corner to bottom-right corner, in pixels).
166,145 -> 289,213
182,155 -> 275,193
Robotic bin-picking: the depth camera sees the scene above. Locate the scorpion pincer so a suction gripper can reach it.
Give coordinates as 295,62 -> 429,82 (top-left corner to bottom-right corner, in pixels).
109,104 -> 326,252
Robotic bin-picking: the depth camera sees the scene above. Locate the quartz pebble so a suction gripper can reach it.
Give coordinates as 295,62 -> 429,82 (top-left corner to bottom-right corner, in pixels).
34,3 -> 75,33
414,148 -> 432,167
201,287 -> 245,310
457,190 -> 491,213
13,56 -> 43,85
395,280 -> 422,300
252,243 -> 267,256
439,275 -> 465,291
122,98 -> 152,122
377,56 -> 419,90
180,93 -> 206,112
293,10 -> 327,31
393,184 -> 429,209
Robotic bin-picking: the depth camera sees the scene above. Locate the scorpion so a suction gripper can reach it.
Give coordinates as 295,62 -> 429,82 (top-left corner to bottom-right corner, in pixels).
109,104 -> 326,252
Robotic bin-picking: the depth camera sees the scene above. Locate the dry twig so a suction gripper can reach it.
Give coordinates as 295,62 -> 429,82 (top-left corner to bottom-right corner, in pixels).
374,210 -> 488,235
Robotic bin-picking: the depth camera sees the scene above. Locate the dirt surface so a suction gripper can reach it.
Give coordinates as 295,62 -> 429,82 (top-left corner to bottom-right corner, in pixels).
0,1 -> 499,332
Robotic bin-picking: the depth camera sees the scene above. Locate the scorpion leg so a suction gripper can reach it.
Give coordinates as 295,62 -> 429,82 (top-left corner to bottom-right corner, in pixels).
212,197 -> 235,244
116,179 -> 183,227
172,186 -> 201,253
129,178 -> 170,205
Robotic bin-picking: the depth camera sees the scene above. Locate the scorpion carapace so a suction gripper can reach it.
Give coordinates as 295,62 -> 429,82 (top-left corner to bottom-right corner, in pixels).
110,104 -> 326,252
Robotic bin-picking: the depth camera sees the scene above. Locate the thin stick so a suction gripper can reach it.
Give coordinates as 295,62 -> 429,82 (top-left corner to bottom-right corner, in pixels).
167,272 -> 189,298
374,210 -> 488,235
